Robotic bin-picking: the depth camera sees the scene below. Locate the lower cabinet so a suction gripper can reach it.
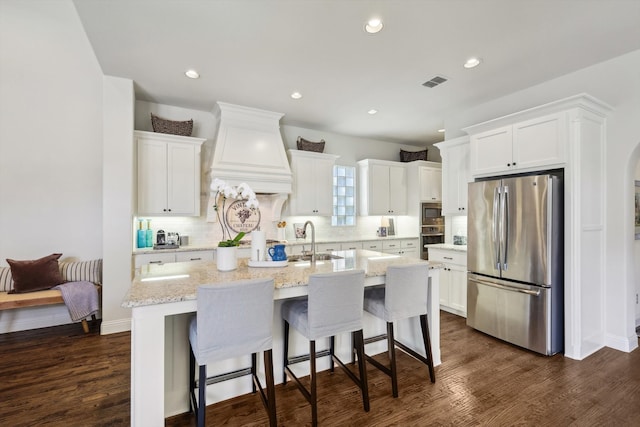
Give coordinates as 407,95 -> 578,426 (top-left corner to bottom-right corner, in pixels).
429,247 -> 467,317
382,239 -> 420,258
134,250 -> 214,268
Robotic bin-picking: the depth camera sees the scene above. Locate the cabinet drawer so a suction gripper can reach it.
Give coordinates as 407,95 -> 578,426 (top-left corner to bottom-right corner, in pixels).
363,241 -> 382,251
134,252 -> 176,268
175,251 -> 214,263
316,243 -> 341,253
342,241 -> 363,250
429,249 -> 466,266
382,240 -> 401,251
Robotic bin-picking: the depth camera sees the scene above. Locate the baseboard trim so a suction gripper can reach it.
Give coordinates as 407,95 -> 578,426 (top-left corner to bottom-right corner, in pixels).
605,332 -> 639,353
100,318 -> 131,335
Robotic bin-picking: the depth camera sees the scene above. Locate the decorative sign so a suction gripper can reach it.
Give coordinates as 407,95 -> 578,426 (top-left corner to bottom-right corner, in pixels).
225,199 -> 261,233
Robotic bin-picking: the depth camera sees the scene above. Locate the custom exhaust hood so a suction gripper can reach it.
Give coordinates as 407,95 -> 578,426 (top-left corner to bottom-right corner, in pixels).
206,102 -> 292,221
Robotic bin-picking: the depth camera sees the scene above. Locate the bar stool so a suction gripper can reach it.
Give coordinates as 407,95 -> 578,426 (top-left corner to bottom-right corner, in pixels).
361,263 -> 435,398
188,278 -> 277,427
282,270 -> 369,427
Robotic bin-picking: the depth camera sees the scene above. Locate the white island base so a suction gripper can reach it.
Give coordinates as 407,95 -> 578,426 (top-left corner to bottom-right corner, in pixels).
126,251 -> 441,426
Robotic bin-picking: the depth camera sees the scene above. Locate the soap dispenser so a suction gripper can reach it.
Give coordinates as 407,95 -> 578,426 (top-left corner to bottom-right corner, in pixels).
136,219 -> 146,248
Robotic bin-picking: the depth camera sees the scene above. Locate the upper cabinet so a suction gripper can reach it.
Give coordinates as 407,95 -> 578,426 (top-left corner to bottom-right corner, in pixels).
435,136 -> 470,215
469,112 -> 566,177
136,130 -> 205,216
419,164 -> 442,202
358,159 -> 407,215
288,150 -> 339,216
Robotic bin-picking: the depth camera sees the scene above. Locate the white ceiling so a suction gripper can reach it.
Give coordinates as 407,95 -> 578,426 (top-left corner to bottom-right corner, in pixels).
73,0 -> 640,146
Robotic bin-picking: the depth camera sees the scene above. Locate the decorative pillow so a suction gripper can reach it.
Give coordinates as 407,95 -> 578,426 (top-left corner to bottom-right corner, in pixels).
0,267 -> 14,292
297,137 -> 325,153
7,253 -> 64,294
399,149 -> 428,162
59,259 -> 102,285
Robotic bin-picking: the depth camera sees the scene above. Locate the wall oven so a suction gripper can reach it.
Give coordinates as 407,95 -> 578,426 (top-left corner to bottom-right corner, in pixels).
421,202 -> 444,260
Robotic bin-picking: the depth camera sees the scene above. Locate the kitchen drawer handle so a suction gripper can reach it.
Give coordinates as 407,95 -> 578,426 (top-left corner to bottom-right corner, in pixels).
190,257 -> 202,261
469,277 -> 541,297
444,256 -> 453,260
149,261 -> 163,264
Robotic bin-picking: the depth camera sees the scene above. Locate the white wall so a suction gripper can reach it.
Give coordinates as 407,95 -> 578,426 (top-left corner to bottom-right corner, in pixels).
444,50 -> 640,354
0,1 -> 104,331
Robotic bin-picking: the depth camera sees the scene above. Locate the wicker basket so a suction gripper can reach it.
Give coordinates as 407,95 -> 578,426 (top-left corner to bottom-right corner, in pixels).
297,137 -> 325,153
399,148 -> 428,162
150,113 -> 193,136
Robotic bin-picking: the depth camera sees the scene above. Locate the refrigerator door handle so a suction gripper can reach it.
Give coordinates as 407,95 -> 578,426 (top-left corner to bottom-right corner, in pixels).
502,185 -> 509,271
469,276 -> 541,297
492,186 -> 500,270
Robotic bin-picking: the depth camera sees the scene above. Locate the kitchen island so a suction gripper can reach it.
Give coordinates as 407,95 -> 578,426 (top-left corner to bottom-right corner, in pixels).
123,249 -> 441,426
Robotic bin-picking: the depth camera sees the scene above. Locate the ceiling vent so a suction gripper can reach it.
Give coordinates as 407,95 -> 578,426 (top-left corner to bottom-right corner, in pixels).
422,75 -> 448,88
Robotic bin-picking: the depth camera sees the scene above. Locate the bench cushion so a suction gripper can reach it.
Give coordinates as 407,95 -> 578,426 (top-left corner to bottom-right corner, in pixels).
0,259 -> 102,292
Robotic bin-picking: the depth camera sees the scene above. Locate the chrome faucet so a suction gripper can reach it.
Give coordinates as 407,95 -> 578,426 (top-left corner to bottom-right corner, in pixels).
303,220 -> 316,265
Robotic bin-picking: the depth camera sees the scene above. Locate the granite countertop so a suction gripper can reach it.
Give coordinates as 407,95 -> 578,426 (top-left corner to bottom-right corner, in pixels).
132,235 -> 421,255
426,243 -> 468,252
123,249 -> 434,308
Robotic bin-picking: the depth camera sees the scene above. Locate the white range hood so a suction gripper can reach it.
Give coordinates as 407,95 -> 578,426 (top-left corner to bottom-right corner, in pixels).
207,102 -> 292,221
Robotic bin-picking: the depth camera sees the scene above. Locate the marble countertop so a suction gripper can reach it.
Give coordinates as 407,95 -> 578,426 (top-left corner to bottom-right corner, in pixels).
132,235 -> 421,255
123,249 -> 436,308
426,243 -> 468,252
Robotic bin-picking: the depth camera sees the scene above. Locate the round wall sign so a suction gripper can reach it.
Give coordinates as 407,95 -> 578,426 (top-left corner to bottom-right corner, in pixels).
225,199 -> 261,233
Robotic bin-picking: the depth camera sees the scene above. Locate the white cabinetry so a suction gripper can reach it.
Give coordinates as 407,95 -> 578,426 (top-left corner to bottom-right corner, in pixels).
136,131 -> 205,216
468,112 -> 566,177
419,166 -> 442,202
134,250 -> 214,268
288,150 -> 339,216
358,159 -> 407,215
435,136 -> 470,215
382,239 -> 420,258
429,247 -> 467,317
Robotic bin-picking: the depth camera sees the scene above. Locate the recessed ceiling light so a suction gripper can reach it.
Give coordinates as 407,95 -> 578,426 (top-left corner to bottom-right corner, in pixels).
438,129 -> 445,133
463,57 -> 481,69
368,109 -> 378,115
291,92 -> 302,99
185,69 -> 200,79
365,18 -> 383,34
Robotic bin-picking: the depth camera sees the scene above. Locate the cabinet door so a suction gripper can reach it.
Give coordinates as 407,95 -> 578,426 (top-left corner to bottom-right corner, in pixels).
167,142 -> 199,215
138,139 -> 169,215
448,264 -> 467,316
513,112 -> 566,170
369,164 -> 391,214
419,167 -> 442,202
439,268 -> 451,306
442,142 -> 470,215
470,126 -> 513,176
290,154 -> 336,215
388,165 -> 407,214
382,240 -> 401,254
313,159 -> 335,215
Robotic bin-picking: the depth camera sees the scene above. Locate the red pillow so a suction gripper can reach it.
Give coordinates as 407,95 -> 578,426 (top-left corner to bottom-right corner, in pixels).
7,253 -> 64,294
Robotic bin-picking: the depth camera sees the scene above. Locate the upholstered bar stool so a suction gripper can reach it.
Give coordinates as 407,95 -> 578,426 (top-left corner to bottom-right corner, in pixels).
361,263 -> 435,398
189,278 -> 277,427
282,270 -> 369,427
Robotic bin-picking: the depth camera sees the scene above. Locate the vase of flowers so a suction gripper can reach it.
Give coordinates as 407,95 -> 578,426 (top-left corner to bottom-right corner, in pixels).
211,178 -> 259,271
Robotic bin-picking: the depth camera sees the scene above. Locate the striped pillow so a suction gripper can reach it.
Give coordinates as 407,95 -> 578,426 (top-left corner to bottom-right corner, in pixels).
59,259 -> 102,285
0,267 -> 13,292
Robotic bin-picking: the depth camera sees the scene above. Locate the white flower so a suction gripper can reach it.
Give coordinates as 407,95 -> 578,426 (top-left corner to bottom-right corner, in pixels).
221,184 -> 238,199
246,196 -> 259,209
210,178 -> 225,192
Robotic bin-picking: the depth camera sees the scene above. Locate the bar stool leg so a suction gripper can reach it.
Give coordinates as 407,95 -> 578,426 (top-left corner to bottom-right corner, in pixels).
198,364 -> 206,427
354,329 -> 370,411
310,340 -> 318,427
251,353 -> 258,393
189,346 -> 196,412
329,336 -> 335,373
283,320 -> 290,384
420,314 -> 436,382
263,349 -> 277,427
387,321 -> 399,398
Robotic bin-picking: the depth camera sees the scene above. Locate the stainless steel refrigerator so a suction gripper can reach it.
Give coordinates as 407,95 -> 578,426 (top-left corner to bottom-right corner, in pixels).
466,173 -> 563,355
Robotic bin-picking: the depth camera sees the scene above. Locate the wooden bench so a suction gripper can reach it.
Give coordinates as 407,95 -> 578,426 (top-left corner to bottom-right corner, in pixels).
0,285 -> 102,333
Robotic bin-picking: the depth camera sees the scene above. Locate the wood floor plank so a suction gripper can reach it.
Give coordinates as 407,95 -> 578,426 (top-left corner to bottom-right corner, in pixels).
1,313 -> 639,426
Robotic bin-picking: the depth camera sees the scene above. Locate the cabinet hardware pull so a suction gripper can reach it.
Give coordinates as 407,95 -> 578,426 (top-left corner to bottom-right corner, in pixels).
190,258 -> 201,261
444,256 -> 453,260
149,261 -> 163,264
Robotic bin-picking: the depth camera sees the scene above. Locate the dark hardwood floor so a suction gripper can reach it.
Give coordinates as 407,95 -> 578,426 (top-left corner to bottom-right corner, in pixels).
1,312 -> 639,426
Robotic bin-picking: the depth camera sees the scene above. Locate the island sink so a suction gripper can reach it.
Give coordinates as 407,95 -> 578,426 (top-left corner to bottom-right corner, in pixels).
288,253 -> 344,262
